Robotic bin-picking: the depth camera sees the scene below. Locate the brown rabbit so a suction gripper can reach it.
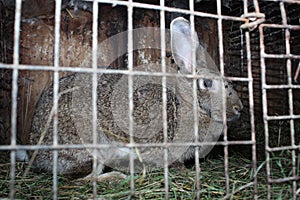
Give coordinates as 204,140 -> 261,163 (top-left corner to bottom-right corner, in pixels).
24,17 -> 243,178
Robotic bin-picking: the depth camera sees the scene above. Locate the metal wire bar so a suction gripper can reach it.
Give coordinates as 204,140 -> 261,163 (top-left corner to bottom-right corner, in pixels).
260,24 -> 300,30
53,0 -> 63,199
252,0 -> 261,13
243,0 -> 258,198
266,145 -> 300,152
279,2 -> 297,199
2,62 -> 300,81
0,140 -> 258,151
88,0 -> 248,22
127,0 -> 135,197
9,0 -> 22,199
159,0 -> 169,199
266,114 -> 300,120
294,61 -> 300,82
262,0 -> 300,4
264,85 -> 300,89
216,0 -> 230,196
259,16 -> 272,200
0,63 -> 255,82
263,53 -> 300,59
188,0 -> 201,198
92,0 -> 99,198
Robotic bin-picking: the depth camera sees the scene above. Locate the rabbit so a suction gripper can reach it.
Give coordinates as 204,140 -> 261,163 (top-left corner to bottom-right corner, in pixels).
26,17 -> 243,179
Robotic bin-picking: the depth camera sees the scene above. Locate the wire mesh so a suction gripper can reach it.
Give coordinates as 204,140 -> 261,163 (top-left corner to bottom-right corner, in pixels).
258,1 -> 300,200
0,0 -> 299,199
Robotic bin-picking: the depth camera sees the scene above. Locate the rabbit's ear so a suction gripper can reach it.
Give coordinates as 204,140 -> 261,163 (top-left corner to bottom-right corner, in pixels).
171,17 -> 200,74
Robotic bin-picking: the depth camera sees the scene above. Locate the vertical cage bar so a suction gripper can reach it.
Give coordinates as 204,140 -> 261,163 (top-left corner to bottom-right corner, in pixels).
188,0 -> 201,199
159,0 -> 169,199
9,0 -> 22,199
92,0 -> 99,198
246,16 -> 259,200
216,0 -> 229,195
127,0 -> 135,197
259,25 -> 271,200
243,0 -> 258,198
53,0 -> 62,199
279,2 -> 297,199
252,0 -> 261,13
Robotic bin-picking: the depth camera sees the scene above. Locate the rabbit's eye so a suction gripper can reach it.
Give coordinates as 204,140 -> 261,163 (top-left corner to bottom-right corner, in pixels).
199,79 -> 213,89
203,79 -> 213,88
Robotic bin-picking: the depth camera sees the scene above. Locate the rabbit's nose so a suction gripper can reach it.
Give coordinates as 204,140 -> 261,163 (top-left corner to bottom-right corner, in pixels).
233,102 -> 243,115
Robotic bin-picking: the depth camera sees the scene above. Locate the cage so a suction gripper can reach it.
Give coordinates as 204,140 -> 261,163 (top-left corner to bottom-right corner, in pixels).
0,0 -> 299,199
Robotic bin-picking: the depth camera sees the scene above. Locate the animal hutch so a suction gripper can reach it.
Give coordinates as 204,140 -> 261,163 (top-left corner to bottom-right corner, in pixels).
0,0 -> 299,199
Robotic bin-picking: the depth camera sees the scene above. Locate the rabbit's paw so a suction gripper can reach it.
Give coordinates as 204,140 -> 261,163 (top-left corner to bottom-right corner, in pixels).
78,171 -> 128,182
